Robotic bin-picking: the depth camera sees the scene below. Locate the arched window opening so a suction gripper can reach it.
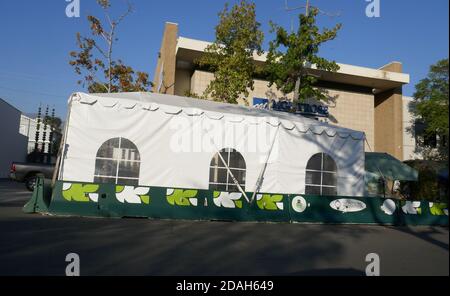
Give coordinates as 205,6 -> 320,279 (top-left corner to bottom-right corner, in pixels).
305,153 -> 337,196
94,137 -> 140,186
209,148 -> 246,192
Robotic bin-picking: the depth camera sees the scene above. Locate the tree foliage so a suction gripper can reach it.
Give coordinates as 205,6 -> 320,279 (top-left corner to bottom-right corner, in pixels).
197,0 -> 264,104
404,160 -> 448,202
266,7 -> 341,103
69,0 -> 152,93
43,116 -> 62,133
410,58 -> 449,161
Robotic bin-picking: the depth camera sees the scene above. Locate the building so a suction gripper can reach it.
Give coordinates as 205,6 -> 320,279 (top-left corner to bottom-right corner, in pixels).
19,114 -> 52,154
153,22 -> 421,161
0,98 -> 27,178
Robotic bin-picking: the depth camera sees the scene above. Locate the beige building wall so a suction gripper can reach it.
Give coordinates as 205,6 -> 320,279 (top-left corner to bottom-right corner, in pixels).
374,62 -> 404,160
246,79 -> 294,102
189,70 -> 375,150
190,70 -> 293,105
324,89 -> 374,151
374,88 -> 404,160
174,69 -> 191,96
190,70 -> 212,97
152,22 -> 178,95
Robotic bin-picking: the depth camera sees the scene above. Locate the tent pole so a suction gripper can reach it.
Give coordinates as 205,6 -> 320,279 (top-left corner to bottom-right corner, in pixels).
52,96 -> 74,187
215,148 -> 250,203
250,125 -> 280,203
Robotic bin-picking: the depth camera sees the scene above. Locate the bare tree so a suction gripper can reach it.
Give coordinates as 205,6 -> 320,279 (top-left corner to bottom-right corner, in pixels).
69,0 -> 152,93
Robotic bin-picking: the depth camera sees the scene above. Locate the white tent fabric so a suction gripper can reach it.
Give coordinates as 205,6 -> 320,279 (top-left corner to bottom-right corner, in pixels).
59,92 -> 365,196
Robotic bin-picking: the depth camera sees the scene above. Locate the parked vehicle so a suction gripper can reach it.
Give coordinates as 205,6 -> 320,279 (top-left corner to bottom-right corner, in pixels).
10,162 -> 55,191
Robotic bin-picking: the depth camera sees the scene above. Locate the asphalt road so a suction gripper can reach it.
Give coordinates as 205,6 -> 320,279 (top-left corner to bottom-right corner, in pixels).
0,179 -> 448,276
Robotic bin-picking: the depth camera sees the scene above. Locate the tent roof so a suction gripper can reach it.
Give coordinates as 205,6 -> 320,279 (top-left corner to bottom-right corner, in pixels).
69,92 -> 365,139
365,152 -> 419,181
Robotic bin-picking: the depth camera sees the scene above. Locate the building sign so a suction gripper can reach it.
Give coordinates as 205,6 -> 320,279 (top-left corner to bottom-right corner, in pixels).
253,98 -> 269,109
296,103 -> 329,118
252,98 -> 329,118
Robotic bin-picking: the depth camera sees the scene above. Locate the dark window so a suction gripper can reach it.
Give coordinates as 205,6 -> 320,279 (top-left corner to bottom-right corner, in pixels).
94,137 -> 140,185
305,153 -> 337,196
322,186 -> 337,196
209,148 -> 246,192
305,185 -> 321,195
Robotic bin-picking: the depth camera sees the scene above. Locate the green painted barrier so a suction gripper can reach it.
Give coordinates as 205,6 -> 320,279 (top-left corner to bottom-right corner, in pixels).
23,178 -> 52,214
399,200 -> 449,226
24,178 -> 448,226
288,195 -> 402,225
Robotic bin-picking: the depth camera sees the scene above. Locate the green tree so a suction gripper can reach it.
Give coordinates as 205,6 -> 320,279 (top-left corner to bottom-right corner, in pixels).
410,58 -> 449,161
266,7 -> 341,103
69,0 -> 152,93
197,0 -> 264,105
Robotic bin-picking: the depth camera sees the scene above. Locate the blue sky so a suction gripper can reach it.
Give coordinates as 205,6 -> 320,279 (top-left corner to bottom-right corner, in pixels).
0,0 -> 448,117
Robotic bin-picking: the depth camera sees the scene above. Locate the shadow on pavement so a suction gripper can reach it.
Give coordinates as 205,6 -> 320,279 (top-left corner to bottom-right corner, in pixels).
390,226 -> 449,251
0,179 -> 447,276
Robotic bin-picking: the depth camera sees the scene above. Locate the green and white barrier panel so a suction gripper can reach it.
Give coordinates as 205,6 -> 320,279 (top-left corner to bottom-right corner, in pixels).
24,179 -> 448,226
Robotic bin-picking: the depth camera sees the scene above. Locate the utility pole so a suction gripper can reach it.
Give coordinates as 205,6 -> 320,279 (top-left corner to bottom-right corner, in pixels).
48,106 -> 56,164
34,104 -> 42,155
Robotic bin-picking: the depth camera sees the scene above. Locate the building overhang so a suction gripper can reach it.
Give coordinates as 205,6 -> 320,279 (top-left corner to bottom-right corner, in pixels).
176,37 -> 410,92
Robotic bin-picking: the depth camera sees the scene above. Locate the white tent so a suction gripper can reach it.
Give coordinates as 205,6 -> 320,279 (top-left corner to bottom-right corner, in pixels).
59,92 -> 366,196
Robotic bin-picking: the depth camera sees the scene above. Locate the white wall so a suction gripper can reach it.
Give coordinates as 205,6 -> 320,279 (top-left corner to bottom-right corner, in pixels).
20,114 -> 52,153
0,99 -> 27,178
402,96 -> 422,160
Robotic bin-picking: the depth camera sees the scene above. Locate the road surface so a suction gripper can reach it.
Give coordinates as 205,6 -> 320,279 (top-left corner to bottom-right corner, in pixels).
0,179 -> 448,276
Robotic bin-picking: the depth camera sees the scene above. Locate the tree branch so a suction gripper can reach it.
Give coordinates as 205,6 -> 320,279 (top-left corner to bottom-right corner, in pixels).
116,1 -> 134,26
80,35 -> 108,59
88,68 -> 109,92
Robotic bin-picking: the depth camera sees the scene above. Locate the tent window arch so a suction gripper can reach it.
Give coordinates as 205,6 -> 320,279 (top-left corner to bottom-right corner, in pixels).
94,137 -> 140,186
209,148 -> 246,192
305,153 -> 337,196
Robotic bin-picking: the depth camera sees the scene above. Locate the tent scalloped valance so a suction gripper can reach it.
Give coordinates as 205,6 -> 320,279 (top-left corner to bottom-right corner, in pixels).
99,101 -> 118,108
142,103 -> 159,111
71,93 -> 364,140
184,108 -> 204,116
122,102 -> 137,109
161,105 -> 182,115
205,112 -> 224,120
280,120 -> 295,130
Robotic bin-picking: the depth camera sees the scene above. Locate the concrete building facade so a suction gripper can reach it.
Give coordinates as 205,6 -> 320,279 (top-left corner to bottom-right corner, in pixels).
153,22 -> 419,161
0,98 -> 27,178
